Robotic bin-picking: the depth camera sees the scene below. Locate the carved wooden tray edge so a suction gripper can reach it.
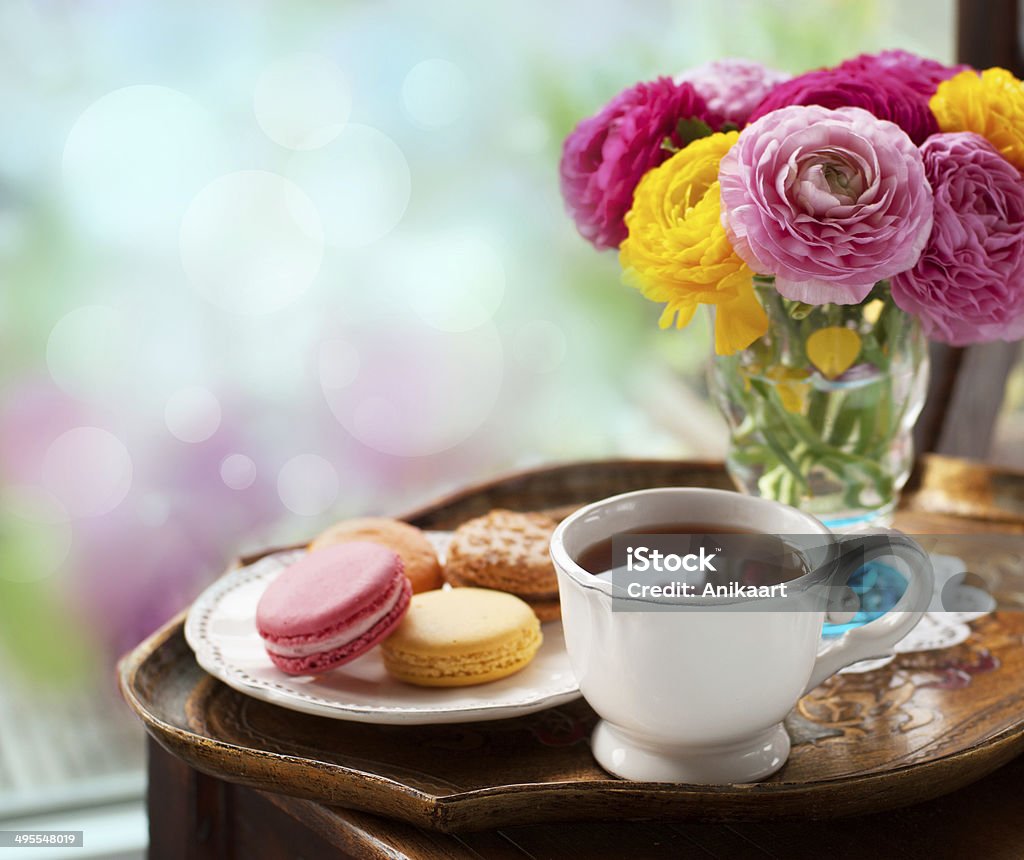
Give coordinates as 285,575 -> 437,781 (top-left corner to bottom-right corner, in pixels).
119,617 -> 1024,831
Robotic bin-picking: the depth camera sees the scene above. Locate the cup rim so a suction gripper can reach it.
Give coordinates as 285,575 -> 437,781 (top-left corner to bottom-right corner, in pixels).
549,487 -> 837,606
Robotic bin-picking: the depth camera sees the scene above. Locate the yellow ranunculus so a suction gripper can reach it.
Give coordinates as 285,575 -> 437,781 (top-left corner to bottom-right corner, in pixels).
619,131 -> 767,355
931,67 -> 1024,170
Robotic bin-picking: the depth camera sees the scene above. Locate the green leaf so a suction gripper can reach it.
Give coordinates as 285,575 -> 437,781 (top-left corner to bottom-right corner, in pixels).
721,121 -> 740,133
675,117 -> 714,147
660,136 -> 679,154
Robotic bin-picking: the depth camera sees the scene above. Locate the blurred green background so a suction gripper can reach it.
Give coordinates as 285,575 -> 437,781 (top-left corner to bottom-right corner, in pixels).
0,0 -> 965,692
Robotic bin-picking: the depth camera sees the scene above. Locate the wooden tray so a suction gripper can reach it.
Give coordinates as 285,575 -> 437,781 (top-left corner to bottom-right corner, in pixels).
119,460 -> 1024,833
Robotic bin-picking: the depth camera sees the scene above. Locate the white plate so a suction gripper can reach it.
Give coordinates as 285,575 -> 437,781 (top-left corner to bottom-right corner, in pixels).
184,544 -> 580,725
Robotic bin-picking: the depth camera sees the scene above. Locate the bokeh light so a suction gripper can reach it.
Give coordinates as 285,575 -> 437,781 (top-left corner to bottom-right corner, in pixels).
400,231 -> 507,332
0,383 -> 85,485
136,493 -> 172,528
513,320 -> 568,373
180,170 -> 324,314
287,124 -> 411,248
164,386 -> 222,443
46,305 -> 137,400
62,85 -> 224,249
319,339 -> 361,390
277,454 -> 339,516
254,53 -> 353,150
322,318 -> 503,457
41,427 -> 133,518
220,454 -> 257,490
401,59 -> 470,128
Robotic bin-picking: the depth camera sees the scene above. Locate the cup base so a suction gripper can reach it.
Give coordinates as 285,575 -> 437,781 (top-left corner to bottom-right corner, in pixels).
591,720 -> 790,784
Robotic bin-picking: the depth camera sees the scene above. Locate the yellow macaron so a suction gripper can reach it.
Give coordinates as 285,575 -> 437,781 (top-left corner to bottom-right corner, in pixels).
380,588 -> 542,687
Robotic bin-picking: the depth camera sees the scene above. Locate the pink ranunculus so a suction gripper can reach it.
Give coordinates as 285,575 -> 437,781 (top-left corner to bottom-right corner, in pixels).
559,77 -> 718,250
892,132 -> 1024,345
748,68 -> 938,144
836,49 -> 971,98
675,58 -> 791,127
718,105 -> 934,305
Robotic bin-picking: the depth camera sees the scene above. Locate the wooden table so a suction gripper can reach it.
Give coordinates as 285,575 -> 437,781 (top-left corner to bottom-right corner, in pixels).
147,737 -> 1024,859
139,455 -> 1024,860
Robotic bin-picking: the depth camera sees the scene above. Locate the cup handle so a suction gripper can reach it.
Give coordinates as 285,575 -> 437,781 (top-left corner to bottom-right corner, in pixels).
803,530 -> 933,695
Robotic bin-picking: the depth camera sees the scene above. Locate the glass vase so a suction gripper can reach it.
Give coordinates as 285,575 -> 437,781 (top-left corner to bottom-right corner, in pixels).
708,278 -> 929,530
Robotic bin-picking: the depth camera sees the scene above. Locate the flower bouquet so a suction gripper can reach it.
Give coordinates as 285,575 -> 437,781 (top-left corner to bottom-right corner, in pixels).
560,52 -> 1024,527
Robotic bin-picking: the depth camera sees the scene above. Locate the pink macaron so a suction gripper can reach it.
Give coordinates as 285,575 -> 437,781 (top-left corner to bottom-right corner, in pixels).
256,542 -> 412,675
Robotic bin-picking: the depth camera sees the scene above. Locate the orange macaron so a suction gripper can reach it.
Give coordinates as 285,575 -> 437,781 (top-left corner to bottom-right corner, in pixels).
310,517 -> 443,594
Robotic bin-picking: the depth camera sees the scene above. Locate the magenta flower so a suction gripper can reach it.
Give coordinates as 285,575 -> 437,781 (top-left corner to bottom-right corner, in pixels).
559,77 -> 717,249
836,50 -> 970,98
892,132 -> 1024,345
719,105 -> 934,305
748,68 -> 938,144
675,58 -> 791,127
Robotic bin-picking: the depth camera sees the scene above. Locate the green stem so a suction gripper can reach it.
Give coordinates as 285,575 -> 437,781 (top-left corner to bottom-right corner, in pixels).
807,389 -> 828,435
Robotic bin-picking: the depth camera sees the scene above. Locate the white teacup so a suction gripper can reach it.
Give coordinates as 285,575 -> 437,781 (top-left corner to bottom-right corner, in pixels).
549,488 -> 933,784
